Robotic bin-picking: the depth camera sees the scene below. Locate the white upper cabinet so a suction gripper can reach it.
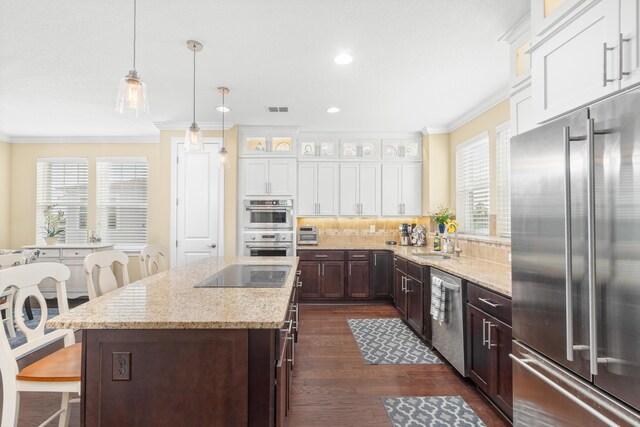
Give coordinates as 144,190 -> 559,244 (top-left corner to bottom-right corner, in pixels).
340,139 -> 381,160
381,138 -> 422,160
339,163 -> 381,216
620,0 -> 640,87
298,134 -> 339,159
297,163 -> 339,216
530,0 -> 640,123
239,126 -> 297,156
242,158 -> 295,197
382,163 -> 422,216
297,163 -> 318,216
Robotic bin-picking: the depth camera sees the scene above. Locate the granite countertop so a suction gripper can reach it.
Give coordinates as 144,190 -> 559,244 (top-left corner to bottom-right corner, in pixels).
301,243 -> 512,297
24,243 -> 115,249
47,256 -> 299,330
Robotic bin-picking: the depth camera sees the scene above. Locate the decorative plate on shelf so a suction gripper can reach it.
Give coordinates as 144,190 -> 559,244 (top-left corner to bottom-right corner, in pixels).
384,145 -> 398,156
274,142 -> 290,151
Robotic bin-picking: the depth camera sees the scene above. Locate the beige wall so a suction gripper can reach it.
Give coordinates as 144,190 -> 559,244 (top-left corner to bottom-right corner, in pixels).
423,133 -> 450,215
8,127 -> 238,280
0,140 -> 11,248
449,99 -> 510,223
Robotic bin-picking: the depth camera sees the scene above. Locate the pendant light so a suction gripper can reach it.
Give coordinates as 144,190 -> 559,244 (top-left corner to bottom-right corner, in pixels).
185,40 -> 204,152
116,0 -> 149,116
218,87 -> 230,165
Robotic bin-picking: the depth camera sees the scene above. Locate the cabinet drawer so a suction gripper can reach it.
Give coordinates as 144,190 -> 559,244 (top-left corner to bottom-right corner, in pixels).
467,282 -> 512,325
38,249 -> 60,258
407,261 -> 423,282
347,251 -> 369,261
62,249 -> 93,259
297,250 -> 345,261
394,256 -> 407,273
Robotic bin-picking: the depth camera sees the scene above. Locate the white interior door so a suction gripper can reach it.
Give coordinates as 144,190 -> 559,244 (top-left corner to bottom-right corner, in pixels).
176,142 -> 222,267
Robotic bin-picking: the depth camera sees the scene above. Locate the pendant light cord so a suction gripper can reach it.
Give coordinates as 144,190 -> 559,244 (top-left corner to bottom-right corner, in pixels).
192,48 -> 196,124
132,0 -> 137,70
222,91 -> 225,146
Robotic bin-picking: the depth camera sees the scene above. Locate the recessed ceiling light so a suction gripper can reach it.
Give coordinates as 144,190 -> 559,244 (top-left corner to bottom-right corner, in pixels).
216,106 -> 231,112
334,53 -> 353,65
326,106 -> 341,113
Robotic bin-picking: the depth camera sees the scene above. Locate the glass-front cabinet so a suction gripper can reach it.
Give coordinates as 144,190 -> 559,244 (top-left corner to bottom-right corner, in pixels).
381,138 -> 422,160
299,136 -> 339,158
340,139 -> 380,159
240,126 -> 297,156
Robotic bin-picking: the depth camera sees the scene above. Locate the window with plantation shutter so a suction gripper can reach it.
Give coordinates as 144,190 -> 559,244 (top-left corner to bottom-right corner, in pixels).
36,158 -> 89,244
495,123 -> 511,237
96,158 -> 148,249
456,134 -> 490,235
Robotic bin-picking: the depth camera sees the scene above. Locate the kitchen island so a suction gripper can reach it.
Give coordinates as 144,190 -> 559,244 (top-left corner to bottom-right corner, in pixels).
48,256 -> 300,427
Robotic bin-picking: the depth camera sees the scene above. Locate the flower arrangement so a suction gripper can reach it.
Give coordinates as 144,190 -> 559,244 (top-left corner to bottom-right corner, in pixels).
42,205 -> 65,238
430,206 -> 455,227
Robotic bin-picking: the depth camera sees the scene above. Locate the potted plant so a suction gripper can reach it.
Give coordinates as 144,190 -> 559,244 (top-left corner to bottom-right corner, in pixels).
430,206 -> 455,233
42,205 -> 65,245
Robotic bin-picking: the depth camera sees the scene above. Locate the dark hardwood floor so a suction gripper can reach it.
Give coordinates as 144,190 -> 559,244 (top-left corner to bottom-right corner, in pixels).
287,304 -> 510,426
3,303 -> 508,426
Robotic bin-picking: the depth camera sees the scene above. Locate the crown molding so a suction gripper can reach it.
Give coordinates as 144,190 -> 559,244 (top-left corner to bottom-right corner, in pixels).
0,133 -> 11,143
498,11 -> 531,44
9,135 -> 160,144
422,127 -> 449,135
153,121 -> 235,131
444,87 -> 510,134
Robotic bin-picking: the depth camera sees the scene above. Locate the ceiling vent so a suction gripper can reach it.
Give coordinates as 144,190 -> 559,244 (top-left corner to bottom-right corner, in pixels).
266,106 -> 289,113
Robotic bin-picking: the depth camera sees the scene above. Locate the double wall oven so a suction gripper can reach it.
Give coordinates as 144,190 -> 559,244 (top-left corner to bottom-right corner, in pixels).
243,199 -> 294,257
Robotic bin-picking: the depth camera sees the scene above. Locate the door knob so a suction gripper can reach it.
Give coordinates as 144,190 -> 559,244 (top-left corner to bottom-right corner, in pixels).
210,244 -> 217,248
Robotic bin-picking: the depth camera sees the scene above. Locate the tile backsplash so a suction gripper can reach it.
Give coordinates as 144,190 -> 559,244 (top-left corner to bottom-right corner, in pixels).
296,217 -> 511,266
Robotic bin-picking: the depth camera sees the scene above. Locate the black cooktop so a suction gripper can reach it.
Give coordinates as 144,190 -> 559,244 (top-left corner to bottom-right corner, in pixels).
195,264 -> 291,288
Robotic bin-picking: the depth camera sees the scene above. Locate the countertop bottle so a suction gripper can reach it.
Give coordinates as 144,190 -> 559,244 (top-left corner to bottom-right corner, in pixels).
433,233 -> 441,251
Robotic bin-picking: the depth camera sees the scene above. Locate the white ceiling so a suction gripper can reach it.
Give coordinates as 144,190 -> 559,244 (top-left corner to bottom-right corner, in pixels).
0,0 -> 529,138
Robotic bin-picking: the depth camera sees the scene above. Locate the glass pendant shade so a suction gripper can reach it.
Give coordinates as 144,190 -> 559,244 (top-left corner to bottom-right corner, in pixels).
185,123 -> 204,152
219,146 -> 229,165
116,70 -> 149,116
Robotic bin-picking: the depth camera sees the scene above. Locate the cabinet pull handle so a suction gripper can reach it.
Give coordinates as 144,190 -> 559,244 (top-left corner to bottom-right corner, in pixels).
478,297 -> 499,308
374,253 -> 377,266
603,42 -> 616,86
322,263 -> 325,277
619,33 -> 631,80
349,263 -> 352,276
315,254 -> 328,258
352,254 -> 366,258
482,319 -> 487,347
317,202 -> 320,214
488,323 -> 497,348
318,264 -> 321,276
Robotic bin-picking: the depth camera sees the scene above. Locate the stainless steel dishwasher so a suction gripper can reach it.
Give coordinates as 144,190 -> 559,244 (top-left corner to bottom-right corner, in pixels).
431,268 -> 465,376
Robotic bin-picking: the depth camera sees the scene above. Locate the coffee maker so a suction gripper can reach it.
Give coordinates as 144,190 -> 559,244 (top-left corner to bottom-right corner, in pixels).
399,223 -> 416,246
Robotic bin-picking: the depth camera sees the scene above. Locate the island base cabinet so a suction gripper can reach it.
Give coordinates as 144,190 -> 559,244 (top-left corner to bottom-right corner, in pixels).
82,329 -> 279,427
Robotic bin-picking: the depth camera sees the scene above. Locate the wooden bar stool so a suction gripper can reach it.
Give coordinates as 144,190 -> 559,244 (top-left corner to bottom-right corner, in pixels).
0,262 -> 80,427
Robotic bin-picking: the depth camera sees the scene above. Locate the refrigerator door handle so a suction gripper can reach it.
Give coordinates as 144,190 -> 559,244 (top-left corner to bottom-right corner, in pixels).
510,354 -> 619,427
587,118 -> 611,376
563,126 -> 587,362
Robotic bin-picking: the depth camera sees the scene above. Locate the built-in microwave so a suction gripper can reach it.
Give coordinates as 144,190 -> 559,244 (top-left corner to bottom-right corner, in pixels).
243,199 -> 294,230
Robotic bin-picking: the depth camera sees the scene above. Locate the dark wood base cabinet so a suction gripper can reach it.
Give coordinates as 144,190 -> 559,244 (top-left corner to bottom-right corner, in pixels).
393,256 -> 431,345
82,290 -> 299,427
372,251 -> 392,298
466,283 -> 513,419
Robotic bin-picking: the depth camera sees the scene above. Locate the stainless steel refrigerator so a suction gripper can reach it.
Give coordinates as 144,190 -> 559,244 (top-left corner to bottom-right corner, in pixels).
511,86 -> 640,426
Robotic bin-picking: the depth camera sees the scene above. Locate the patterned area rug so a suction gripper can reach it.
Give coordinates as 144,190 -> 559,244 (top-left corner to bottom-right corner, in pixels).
382,396 -> 486,427
347,318 -> 442,364
3,308 -> 59,349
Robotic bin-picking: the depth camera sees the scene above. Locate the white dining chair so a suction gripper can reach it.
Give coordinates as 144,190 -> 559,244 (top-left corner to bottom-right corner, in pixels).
0,262 -> 80,427
83,250 -> 130,300
0,254 -> 26,338
138,244 -> 169,278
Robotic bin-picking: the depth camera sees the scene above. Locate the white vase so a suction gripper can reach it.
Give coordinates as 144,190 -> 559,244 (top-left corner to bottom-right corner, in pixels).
44,236 -> 58,245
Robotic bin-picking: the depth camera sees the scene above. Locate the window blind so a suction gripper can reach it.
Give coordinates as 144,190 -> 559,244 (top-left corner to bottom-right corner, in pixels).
36,158 -> 89,244
456,134 -> 490,235
495,124 -> 511,237
96,158 -> 148,249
